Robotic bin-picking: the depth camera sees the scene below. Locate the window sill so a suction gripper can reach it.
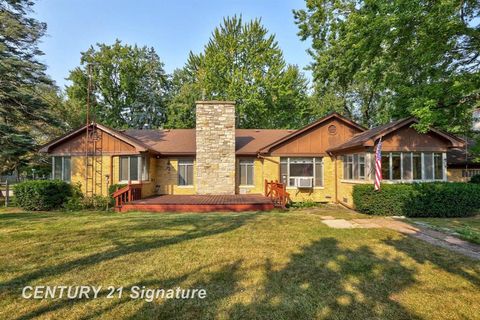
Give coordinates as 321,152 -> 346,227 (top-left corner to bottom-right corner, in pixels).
382,179 -> 446,184
239,185 -> 255,188
177,185 -> 194,188
340,179 -> 369,184
118,180 -> 150,184
286,186 -> 324,190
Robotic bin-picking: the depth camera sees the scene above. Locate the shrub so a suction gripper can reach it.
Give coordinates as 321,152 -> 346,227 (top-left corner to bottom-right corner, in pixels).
108,183 -> 126,206
109,183 -> 127,196
290,200 -> 318,208
353,183 -> 480,217
469,174 -> 480,184
13,180 -> 73,211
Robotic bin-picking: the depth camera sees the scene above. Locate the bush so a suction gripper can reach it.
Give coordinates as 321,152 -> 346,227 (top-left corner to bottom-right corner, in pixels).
108,183 -> 126,206
290,200 -> 318,208
353,183 -> 480,217
13,180 -> 73,211
66,195 -> 111,211
469,174 -> 480,184
109,183 -> 127,196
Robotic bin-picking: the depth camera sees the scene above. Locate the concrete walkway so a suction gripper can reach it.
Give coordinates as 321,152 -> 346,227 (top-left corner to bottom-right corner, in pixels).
321,217 -> 480,260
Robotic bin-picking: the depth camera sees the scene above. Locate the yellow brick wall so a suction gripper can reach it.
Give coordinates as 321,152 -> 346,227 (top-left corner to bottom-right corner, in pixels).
335,156 -> 371,208
155,158 -> 196,195
447,168 -> 468,182
70,154 -> 157,197
285,156 -> 336,202
235,157 -> 264,194
257,156 -> 337,203
71,155 -> 112,196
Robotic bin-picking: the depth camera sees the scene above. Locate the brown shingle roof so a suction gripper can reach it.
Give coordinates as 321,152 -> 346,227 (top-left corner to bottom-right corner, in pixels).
122,129 -> 294,155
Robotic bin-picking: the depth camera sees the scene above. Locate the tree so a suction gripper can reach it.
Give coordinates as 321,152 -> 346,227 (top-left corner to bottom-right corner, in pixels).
294,0 -> 480,131
0,0 -> 54,173
167,15 -> 311,129
66,40 -> 170,129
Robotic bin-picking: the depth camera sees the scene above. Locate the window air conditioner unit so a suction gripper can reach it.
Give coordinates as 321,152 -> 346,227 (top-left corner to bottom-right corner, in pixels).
297,177 -> 313,188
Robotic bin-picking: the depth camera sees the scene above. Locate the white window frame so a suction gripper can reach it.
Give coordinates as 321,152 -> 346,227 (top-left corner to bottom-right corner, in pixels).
280,157 -> 324,188
119,155 -> 149,183
178,159 -> 194,186
343,153 -> 366,181
238,159 -> 255,186
52,156 -> 71,182
380,152 -> 445,182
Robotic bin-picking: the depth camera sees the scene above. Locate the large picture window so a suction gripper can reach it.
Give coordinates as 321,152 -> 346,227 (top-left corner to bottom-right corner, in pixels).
119,155 -> 148,182
52,156 -> 71,182
280,158 -> 323,188
178,159 -> 194,186
343,154 -> 366,180
238,159 -> 254,186
380,152 -> 444,181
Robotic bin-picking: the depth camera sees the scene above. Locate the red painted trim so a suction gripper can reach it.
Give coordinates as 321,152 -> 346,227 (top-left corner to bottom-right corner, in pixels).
117,203 -> 274,213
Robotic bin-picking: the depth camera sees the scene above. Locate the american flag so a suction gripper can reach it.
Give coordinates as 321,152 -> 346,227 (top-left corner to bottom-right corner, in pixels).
374,138 -> 383,191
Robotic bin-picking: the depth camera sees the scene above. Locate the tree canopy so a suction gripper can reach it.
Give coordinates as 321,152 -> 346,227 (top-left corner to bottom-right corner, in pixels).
294,0 -> 480,132
0,0 -> 55,173
66,40 -> 170,129
166,15 -> 311,129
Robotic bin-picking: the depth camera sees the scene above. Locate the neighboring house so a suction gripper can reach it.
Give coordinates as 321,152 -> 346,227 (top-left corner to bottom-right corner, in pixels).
40,101 -> 465,208
447,138 -> 480,182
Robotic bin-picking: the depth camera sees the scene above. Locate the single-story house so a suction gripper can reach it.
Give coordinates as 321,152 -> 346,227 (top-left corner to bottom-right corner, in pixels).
40,100 -> 465,211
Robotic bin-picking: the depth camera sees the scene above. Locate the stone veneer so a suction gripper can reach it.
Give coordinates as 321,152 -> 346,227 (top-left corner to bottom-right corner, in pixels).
195,101 -> 236,194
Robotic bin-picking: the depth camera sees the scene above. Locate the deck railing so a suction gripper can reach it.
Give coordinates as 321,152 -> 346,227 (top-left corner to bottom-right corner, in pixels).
264,179 -> 291,209
112,183 -> 142,208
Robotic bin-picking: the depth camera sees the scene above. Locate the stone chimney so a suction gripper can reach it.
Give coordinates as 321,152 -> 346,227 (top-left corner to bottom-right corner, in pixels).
195,100 -> 236,195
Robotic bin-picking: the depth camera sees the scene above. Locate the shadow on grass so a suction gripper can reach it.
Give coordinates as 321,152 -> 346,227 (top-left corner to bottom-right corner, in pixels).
225,237 -> 420,320
11,219 -> 479,319
1,212 -> 259,293
383,237 -> 480,287
116,238 -> 422,319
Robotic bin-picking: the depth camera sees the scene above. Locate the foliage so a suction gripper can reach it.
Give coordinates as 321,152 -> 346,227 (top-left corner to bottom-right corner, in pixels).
13,180 -> 73,211
66,40 -> 170,129
455,226 -> 480,245
64,183 -> 111,211
108,183 -> 127,195
0,0 -> 57,173
65,195 -> 111,211
168,15 -> 312,129
294,0 -> 480,131
290,200 -> 318,208
469,174 -> 480,184
353,183 -> 480,217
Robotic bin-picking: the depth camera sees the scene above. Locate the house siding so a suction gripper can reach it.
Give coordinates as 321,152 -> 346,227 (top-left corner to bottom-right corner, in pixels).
156,158 -> 197,195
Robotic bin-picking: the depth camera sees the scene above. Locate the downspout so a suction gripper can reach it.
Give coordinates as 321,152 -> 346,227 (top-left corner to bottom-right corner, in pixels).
333,154 -> 338,203
110,155 -> 114,194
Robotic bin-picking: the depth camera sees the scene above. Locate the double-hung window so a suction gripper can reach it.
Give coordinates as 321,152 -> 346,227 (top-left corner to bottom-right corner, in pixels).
178,159 -> 194,186
119,155 -> 149,182
52,156 -> 71,182
238,159 -> 254,186
280,157 -> 323,188
343,154 -> 366,180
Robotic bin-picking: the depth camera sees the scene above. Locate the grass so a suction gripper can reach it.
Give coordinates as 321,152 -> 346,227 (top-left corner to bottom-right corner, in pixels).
0,206 -> 478,319
411,216 -> 480,244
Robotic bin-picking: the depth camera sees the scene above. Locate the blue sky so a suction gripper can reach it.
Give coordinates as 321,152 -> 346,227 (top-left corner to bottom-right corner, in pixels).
33,0 -> 312,89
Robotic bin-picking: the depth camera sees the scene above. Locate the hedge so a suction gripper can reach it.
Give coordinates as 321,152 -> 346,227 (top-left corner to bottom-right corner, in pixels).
13,180 -> 73,211
352,182 -> 480,217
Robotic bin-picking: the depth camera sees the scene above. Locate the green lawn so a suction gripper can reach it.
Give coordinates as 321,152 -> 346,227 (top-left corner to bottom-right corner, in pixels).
0,207 -> 479,319
411,216 -> 480,245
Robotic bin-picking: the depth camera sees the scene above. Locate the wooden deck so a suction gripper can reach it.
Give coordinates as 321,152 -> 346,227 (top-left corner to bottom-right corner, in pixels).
117,194 -> 275,213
